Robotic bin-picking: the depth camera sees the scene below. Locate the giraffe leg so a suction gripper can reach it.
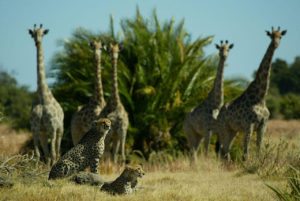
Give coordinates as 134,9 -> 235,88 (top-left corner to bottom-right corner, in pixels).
186,128 -> 202,165
50,131 -> 57,165
40,132 -> 50,165
112,136 -> 120,164
256,121 -> 266,157
120,126 -> 127,163
220,128 -> 236,161
33,132 -> 41,161
55,127 -> 63,159
204,129 -> 212,157
242,124 -> 254,161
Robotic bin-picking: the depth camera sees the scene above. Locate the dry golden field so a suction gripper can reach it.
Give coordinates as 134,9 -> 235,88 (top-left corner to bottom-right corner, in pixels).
0,119 -> 299,201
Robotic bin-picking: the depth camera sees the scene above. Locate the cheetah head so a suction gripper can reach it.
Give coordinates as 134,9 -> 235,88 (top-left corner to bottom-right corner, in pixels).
92,118 -> 111,135
122,165 -> 145,181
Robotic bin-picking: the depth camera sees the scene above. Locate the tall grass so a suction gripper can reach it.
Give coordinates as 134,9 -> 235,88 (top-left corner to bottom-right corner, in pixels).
267,166 -> 300,201
240,139 -> 300,178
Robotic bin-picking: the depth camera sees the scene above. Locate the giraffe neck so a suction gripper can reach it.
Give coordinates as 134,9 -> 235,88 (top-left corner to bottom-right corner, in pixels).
243,41 -> 277,103
92,49 -> 106,107
206,56 -> 225,108
36,42 -> 52,105
111,57 -> 121,107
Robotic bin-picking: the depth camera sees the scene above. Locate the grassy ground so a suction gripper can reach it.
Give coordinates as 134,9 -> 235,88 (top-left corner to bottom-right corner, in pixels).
0,157 -> 284,201
0,120 -> 299,200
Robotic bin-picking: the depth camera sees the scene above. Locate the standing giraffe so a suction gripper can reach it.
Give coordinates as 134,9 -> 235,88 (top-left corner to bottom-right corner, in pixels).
183,40 -> 233,162
216,27 -> 287,160
71,40 -> 106,145
100,43 -> 129,163
29,24 -> 64,165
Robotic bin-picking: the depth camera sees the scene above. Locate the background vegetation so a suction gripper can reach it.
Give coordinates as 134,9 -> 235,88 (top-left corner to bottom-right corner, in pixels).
0,9 -> 299,201
0,70 -> 33,129
0,9 -> 299,157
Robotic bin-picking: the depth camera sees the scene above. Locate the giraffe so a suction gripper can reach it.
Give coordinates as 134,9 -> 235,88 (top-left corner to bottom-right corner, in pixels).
29,24 -> 64,165
183,40 -> 233,162
71,40 -> 106,145
100,43 -> 129,163
216,27 -> 287,160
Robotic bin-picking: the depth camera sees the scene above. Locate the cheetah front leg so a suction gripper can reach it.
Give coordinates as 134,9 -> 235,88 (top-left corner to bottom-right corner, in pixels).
90,158 -> 100,174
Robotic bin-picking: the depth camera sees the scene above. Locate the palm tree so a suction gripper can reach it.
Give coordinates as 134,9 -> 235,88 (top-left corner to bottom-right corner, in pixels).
50,8 -> 243,157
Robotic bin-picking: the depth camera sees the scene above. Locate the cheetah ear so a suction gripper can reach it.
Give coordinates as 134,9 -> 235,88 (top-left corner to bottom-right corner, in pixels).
91,120 -> 98,127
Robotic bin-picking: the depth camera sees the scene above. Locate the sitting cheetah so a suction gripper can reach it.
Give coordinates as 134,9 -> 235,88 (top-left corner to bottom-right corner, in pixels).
100,165 -> 145,195
48,118 -> 111,180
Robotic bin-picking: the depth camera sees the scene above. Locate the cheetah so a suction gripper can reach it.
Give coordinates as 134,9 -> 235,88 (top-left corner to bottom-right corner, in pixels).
72,171 -> 105,186
48,118 -> 111,180
100,165 -> 145,195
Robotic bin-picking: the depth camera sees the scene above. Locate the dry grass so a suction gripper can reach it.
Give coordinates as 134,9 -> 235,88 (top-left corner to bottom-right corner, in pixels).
0,120 -> 299,200
0,157 -> 283,201
0,124 -> 31,156
266,119 -> 300,142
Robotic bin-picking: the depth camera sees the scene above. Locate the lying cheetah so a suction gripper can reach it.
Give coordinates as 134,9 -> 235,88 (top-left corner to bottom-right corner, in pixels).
72,171 -> 105,186
48,118 -> 111,180
100,165 -> 145,195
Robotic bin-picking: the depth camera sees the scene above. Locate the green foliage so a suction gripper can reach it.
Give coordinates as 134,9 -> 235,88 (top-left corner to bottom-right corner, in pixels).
267,57 -> 300,119
0,70 -> 33,129
50,9 -> 247,156
280,94 -> 300,119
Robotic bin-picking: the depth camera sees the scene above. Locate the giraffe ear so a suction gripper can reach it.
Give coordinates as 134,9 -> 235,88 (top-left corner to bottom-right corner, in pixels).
281,30 -> 287,36
43,29 -> 49,35
119,42 -> 124,51
28,29 -> 34,36
266,30 -> 271,37
102,44 -> 107,51
215,44 -> 220,49
89,41 -> 94,48
229,44 -> 234,49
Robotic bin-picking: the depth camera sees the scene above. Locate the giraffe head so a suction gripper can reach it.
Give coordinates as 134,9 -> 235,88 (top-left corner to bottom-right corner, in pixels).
108,43 -> 123,60
266,27 -> 287,48
28,24 -> 49,45
215,40 -> 234,59
89,40 -> 106,53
